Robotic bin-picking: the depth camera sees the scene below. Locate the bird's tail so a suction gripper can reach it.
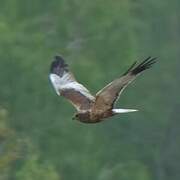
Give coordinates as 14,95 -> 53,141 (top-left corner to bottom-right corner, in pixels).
113,108 -> 138,114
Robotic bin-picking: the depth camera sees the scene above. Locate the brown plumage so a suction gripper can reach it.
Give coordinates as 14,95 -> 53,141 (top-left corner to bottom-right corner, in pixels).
49,55 -> 156,123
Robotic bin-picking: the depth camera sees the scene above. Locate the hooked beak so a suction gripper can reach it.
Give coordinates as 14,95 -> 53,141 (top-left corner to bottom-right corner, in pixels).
72,116 -> 76,120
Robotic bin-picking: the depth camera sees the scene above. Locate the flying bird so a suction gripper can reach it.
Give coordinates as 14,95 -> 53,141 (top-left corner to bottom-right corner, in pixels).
49,55 -> 156,123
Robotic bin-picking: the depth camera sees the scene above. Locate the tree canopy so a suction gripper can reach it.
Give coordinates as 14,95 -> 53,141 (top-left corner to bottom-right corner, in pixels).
0,0 -> 179,179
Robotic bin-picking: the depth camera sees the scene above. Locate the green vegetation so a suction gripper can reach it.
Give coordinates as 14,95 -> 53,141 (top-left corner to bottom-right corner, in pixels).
0,0 -> 179,179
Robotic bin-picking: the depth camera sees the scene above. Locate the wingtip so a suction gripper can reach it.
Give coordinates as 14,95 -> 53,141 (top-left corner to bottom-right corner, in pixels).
131,56 -> 157,75
54,54 -> 63,58
50,54 -> 69,75
54,54 -> 65,63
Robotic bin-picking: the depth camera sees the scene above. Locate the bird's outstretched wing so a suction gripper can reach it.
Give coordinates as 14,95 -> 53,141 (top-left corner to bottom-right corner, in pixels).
92,57 -> 156,113
49,55 -> 95,111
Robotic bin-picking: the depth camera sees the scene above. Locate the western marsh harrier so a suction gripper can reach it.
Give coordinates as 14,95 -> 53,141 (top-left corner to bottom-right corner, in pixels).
49,55 -> 156,123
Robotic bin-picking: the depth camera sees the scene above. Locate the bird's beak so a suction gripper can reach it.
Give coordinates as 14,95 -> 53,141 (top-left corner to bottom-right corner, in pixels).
72,116 -> 76,120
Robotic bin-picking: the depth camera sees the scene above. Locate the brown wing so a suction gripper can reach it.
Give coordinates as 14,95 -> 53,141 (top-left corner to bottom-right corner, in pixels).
60,89 -> 93,111
92,57 -> 156,113
49,55 -> 95,112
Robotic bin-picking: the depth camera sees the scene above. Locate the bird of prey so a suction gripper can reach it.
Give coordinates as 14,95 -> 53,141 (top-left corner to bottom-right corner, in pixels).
49,55 -> 156,123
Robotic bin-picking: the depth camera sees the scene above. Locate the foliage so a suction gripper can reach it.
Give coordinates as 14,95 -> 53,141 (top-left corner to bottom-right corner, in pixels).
0,0 -> 179,179
16,155 -> 60,180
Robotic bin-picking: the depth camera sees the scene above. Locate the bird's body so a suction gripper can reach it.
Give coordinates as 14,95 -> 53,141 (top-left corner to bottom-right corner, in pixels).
74,109 -> 113,123
49,55 -> 156,123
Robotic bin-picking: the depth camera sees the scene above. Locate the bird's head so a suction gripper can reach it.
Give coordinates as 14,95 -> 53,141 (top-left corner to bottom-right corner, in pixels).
72,113 -> 90,122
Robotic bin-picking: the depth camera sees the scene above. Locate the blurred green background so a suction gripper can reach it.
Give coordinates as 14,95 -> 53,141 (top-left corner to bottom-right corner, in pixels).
0,0 -> 179,179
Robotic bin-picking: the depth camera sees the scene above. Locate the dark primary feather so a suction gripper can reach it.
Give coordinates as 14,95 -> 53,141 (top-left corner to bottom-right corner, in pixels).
50,55 -> 69,77
131,56 -> 157,74
123,57 -> 157,76
122,61 -> 137,76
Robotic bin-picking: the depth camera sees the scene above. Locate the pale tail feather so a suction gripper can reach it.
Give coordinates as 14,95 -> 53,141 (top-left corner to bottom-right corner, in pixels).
113,108 -> 138,113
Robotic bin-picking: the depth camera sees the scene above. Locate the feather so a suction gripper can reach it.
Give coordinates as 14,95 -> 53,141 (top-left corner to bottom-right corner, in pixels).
113,109 -> 138,113
49,56 -> 95,111
92,57 -> 157,114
